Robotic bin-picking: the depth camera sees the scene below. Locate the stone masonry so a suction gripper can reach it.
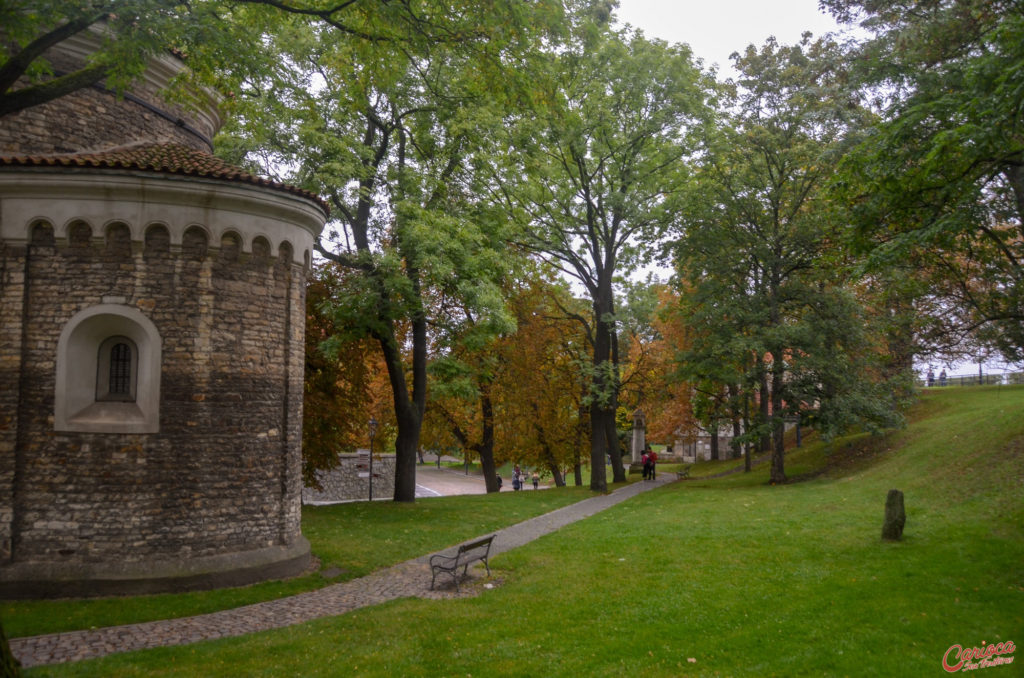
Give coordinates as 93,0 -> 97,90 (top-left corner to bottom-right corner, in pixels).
0,29 -> 326,597
302,453 -> 398,504
0,32 -> 219,155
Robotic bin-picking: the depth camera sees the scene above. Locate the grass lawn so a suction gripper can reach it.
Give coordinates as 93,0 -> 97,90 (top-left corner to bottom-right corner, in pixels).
2,488 -> 594,638
12,385 -> 1024,676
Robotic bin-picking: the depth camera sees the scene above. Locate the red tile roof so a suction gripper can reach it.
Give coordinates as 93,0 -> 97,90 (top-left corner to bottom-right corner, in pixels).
0,142 -> 329,216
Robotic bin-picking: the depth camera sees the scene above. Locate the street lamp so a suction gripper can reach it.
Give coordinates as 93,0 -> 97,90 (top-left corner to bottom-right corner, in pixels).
368,417 -> 378,501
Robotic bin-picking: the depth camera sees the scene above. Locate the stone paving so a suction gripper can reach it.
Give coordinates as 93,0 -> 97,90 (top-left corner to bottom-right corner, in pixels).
10,473 -> 676,668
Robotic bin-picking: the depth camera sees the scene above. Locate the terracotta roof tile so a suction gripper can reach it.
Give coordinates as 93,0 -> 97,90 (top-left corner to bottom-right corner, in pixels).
0,142 -> 329,216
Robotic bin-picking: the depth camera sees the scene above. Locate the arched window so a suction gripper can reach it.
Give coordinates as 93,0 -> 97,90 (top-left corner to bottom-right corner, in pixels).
55,305 -> 161,433
96,336 -> 138,402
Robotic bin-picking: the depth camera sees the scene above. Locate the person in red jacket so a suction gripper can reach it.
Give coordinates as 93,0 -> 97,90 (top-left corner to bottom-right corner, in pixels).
648,447 -> 658,480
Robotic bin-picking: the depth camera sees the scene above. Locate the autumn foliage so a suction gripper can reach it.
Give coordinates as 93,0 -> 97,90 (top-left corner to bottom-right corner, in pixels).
302,263 -> 393,488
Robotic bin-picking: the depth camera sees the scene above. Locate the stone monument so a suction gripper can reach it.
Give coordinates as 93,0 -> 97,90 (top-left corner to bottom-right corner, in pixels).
631,408 -> 646,465
881,489 -> 906,541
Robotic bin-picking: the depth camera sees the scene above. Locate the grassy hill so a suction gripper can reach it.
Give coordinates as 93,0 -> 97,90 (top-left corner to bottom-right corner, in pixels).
14,385 -> 1024,676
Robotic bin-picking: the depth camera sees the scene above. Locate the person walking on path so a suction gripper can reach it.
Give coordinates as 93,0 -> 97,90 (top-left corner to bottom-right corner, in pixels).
9,474 -> 678,669
531,471 -> 539,489
648,447 -> 658,480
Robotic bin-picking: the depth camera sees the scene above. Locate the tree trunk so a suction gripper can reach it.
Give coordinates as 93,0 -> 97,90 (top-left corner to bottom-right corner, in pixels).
709,420 -> 719,461
731,415 -> 742,460
607,316 -> 626,483
1004,163 -> 1024,237
605,408 -> 626,482
477,386 -> 499,493
376,310 -> 425,502
393,414 -> 421,502
759,369 -> 772,453
542,447 -> 566,487
769,354 -> 786,485
743,394 -> 752,473
574,403 -> 587,487
588,275 -> 617,492
589,401 -> 609,492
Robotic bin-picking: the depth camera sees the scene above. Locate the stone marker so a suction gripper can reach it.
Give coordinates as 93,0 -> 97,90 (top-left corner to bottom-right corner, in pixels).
882,489 -> 906,541
631,408 -> 646,465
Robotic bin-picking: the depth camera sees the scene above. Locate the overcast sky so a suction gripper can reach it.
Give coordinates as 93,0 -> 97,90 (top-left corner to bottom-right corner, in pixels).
614,0 -> 848,77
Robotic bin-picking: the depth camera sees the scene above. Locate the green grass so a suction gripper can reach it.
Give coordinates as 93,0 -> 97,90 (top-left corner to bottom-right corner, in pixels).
1,487 -> 593,638
13,386 -> 1024,676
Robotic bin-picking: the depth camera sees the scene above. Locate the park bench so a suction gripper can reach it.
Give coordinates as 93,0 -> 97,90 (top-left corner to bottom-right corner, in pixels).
676,465 -> 692,480
429,535 -> 495,592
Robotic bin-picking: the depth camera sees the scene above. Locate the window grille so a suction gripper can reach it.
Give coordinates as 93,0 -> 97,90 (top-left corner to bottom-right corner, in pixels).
109,342 -> 132,395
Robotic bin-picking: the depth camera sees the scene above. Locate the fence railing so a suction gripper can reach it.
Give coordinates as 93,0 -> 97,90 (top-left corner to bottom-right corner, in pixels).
919,371 -> 1024,388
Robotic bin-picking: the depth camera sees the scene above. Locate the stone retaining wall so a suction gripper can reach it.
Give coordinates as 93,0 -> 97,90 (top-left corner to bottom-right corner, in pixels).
303,453 -> 397,504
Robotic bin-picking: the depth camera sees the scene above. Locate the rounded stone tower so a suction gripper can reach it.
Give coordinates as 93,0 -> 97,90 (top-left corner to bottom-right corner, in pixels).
0,33 -> 327,596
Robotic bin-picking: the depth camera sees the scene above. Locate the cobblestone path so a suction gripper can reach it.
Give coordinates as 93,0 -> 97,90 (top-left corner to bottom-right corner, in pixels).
10,474 -> 675,668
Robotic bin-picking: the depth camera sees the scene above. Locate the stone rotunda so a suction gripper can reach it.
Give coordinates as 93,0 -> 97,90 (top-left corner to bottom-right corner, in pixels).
0,33 -> 327,596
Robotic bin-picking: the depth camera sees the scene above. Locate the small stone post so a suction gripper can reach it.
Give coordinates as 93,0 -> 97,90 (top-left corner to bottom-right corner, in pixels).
631,408 -> 646,465
882,489 -> 906,541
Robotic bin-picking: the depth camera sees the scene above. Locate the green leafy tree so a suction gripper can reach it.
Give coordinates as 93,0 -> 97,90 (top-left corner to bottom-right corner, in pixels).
499,14 -> 714,491
673,36 -> 900,484
824,0 -> 1024,361
228,5 -> 554,502
0,0 -> 278,117
2,0 -> 533,118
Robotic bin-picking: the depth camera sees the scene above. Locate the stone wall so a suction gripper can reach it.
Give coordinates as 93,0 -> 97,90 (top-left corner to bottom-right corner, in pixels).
0,207 -> 312,596
303,453 -> 398,504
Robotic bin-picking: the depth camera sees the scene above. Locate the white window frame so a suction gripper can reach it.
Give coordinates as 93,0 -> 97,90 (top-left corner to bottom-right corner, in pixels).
55,305 -> 161,433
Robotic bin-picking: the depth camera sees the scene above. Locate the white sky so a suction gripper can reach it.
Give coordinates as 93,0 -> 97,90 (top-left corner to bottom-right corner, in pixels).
614,0 -> 848,77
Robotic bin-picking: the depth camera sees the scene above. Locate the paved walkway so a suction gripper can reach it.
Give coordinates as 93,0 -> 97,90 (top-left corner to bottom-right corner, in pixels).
10,474 -> 676,668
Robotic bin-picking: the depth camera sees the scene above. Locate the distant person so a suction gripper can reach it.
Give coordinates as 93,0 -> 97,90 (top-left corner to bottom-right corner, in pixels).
649,448 -> 658,480
927,368 -> 935,387
532,471 -> 539,490
495,474 -> 503,491
940,369 -> 947,387
641,450 -> 651,480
